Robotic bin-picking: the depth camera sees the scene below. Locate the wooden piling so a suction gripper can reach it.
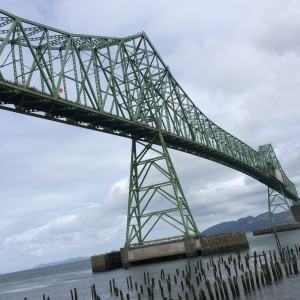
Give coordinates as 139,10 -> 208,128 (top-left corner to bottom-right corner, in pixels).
74,288 -> 78,300
222,280 -> 230,300
205,279 -> 214,300
283,258 -> 290,277
292,254 -> 299,275
147,287 -> 152,298
233,276 -> 240,296
214,281 -> 220,300
254,265 -> 260,288
217,278 -> 225,300
191,284 -> 197,299
288,259 -> 293,275
160,285 -> 165,298
147,271 -> 150,285
270,261 -> 278,281
227,277 -> 236,298
241,275 -> 248,294
185,291 -> 190,300
249,270 -> 255,290
161,269 -> 165,279
245,272 -> 251,293
260,270 -> 265,286
200,288 -> 208,300
275,261 -> 283,278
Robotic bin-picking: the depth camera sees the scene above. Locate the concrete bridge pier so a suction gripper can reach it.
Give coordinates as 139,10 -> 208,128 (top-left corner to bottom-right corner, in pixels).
120,236 -> 201,269
119,232 -> 249,269
291,204 -> 300,222
90,232 -> 249,272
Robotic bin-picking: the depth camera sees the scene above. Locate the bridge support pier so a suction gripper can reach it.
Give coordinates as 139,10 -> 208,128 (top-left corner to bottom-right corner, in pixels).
119,232 -> 249,269
120,235 -> 200,268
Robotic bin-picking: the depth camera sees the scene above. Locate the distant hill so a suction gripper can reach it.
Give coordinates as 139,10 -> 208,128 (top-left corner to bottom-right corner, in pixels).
203,211 -> 293,236
35,256 -> 88,268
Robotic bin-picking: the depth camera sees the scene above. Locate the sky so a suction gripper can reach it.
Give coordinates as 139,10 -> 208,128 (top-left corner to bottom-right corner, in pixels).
0,0 -> 300,274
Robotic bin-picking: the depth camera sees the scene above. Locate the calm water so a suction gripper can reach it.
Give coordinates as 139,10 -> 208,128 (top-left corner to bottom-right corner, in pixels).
1,231 -> 300,300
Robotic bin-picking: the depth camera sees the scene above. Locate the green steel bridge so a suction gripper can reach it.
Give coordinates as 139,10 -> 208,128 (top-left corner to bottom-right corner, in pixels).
0,9 -> 299,247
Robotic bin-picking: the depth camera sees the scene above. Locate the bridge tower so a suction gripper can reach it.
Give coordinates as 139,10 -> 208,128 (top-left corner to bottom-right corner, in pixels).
258,144 -> 295,225
267,186 -> 294,226
125,131 -> 199,247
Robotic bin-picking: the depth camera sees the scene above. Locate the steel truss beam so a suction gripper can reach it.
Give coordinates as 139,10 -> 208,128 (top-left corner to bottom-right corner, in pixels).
0,9 -> 297,202
125,131 -> 199,246
0,9 -> 299,245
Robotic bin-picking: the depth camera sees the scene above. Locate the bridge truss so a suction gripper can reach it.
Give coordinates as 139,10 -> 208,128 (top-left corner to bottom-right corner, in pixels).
0,9 -> 299,246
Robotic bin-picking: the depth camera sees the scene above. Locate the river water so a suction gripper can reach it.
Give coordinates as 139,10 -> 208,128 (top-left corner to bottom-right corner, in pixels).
0,230 -> 300,300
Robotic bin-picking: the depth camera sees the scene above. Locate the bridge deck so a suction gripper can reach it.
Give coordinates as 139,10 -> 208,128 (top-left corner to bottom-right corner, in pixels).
0,81 -> 298,202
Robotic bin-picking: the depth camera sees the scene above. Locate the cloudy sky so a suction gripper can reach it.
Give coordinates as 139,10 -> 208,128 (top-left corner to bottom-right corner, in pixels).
1,0 -> 300,274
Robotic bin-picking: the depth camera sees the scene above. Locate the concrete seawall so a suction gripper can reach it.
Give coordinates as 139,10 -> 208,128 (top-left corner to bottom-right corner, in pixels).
91,232 -> 249,272
91,251 -> 121,272
200,232 -> 249,255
